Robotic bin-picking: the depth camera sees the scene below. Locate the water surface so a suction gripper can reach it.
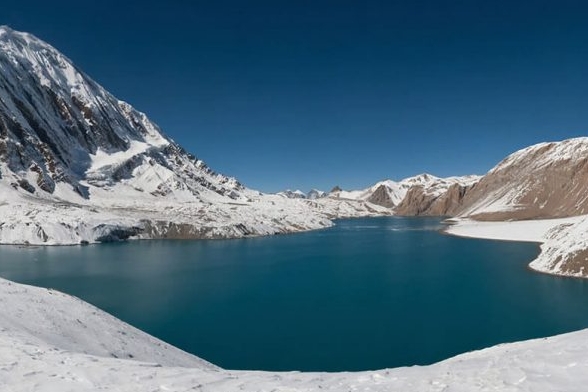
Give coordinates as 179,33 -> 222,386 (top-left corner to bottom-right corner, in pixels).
1,217 -> 588,371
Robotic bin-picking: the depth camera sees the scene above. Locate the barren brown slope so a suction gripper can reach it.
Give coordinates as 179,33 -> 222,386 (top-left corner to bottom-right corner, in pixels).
454,138 -> 588,221
394,182 -> 473,216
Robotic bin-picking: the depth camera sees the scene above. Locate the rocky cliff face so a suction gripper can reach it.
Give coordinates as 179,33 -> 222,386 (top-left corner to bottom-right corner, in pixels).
0,26 -> 243,202
0,26 -> 342,244
455,138 -> 588,221
330,174 -> 480,215
394,182 -> 473,216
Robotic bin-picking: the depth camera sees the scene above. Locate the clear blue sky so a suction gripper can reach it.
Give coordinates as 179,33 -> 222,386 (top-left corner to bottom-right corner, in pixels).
4,1 -> 588,192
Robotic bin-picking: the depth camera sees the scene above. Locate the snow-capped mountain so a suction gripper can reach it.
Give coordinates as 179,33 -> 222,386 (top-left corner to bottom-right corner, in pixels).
455,137 -> 588,220
0,25 -> 243,202
0,26 -> 349,244
7,24 -> 588,256
328,174 -> 480,212
277,189 -> 307,199
307,189 -> 326,199
277,189 -> 327,200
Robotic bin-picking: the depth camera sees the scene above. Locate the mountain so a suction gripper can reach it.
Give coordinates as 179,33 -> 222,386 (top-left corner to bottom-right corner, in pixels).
0,26 -> 345,244
0,26 -> 247,201
277,189 -> 327,200
276,189 -> 307,199
445,137 -> 588,278
4,24 -> 587,263
307,189 -> 326,199
455,137 -> 588,220
328,174 -> 480,213
393,174 -> 480,216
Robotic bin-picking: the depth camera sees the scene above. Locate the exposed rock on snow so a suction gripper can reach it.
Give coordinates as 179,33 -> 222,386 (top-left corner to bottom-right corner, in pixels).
277,189 -> 327,200
307,189 -> 326,200
0,26 -> 344,245
394,175 -> 479,215
328,174 -> 480,213
276,189 -> 308,199
531,217 -> 588,277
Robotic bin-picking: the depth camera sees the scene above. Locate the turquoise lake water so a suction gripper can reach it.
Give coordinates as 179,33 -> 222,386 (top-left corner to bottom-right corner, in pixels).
1,217 -> 588,371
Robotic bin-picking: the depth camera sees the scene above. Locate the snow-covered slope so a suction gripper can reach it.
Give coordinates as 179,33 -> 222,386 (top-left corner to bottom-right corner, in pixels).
457,137 -> 588,220
0,26 -> 245,201
0,26 -> 344,244
0,277 -> 214,369
2,275 -> 588,391
447,214 -> 588,277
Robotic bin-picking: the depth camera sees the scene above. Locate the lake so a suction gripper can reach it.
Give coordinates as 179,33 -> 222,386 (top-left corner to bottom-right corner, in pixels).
1,217 -> 588,372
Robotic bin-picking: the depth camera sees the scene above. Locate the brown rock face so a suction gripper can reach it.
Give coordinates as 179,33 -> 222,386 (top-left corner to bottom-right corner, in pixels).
455,139 -> 588,221
556,249 -> 588,276
366,184 -> 396,208
395,183 -> 472,216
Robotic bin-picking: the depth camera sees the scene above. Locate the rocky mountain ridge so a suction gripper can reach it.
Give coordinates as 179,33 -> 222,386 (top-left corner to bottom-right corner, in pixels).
454,137 -> 588,220
0,25 -> 243,201
0,26 -> 341,244
276,189 -> 328,199
0,26 -> 487,245
326,174 -> 480,214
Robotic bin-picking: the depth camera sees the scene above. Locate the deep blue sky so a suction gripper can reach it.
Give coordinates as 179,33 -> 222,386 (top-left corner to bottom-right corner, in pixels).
4,1 -> 588,192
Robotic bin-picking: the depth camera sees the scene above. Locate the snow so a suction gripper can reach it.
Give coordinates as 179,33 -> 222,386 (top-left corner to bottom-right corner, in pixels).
445,215 -> 588,277
461,137 -> 588,218
531,217 -> 588,277
0,187 -> 341,245
444,216 -> 585,243
87,140 -> 168,173
2,25 -> 588,390
330,174 -> 481,206
1,274 -> 588,391
490,137 -> 588,175
0,277 -> 213,370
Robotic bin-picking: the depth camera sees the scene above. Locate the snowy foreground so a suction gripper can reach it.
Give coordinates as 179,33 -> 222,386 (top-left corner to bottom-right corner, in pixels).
1,276 -> 588,392
1,220 -> 588,390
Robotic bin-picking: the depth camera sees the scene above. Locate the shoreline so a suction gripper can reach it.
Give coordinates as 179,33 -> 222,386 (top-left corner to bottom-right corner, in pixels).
1,271 -> 587,391
2,216 -> 588,390
442,216 -> 583,243
444,215 -> 588,279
